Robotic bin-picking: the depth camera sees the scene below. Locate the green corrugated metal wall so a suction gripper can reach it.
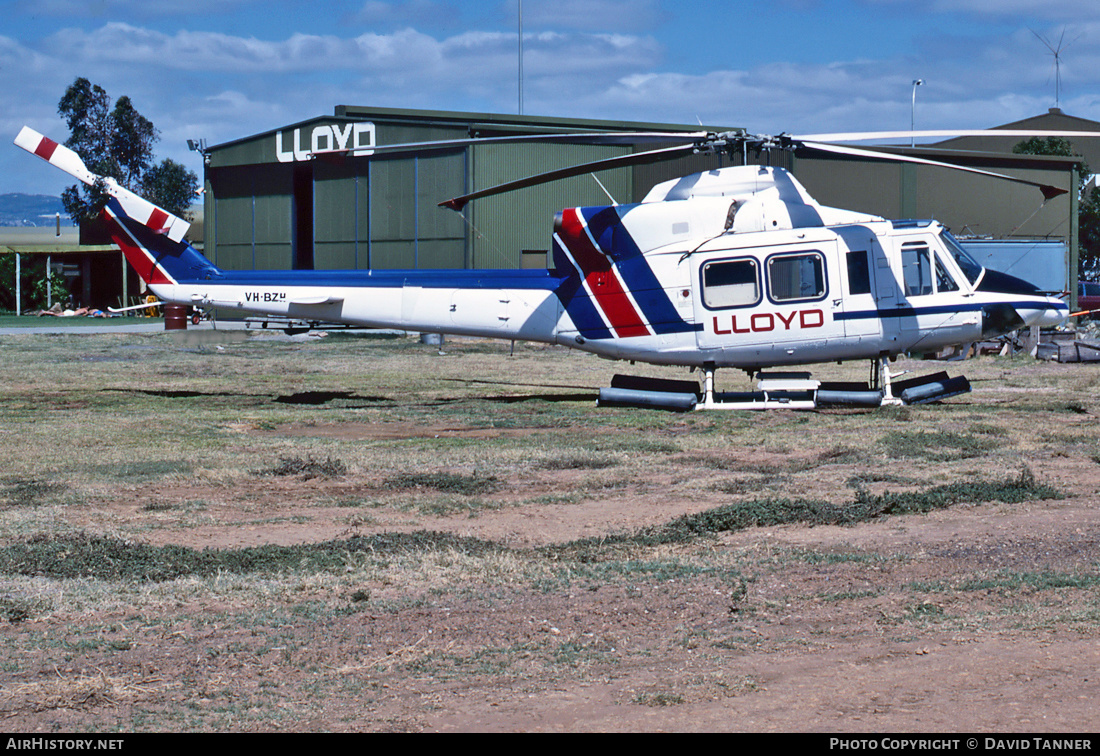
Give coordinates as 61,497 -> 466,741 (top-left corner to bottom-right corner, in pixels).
470,142 -> 632,268
309,151 -> 467,270
205,110 -> 725,272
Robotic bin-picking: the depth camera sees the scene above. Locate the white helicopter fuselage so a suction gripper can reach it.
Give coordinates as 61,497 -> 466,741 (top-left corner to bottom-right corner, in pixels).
11,126 -> 1067,382
153,166 -> 1066,371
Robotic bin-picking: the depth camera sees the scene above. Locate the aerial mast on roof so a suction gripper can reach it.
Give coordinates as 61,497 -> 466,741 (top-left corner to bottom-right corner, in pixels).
1031,27 -> 1080,109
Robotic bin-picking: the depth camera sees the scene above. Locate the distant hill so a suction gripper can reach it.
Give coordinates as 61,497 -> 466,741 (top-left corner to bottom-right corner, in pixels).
0,193 -> 70,227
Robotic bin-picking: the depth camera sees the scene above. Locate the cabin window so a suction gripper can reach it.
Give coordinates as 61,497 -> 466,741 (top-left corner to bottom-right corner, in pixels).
846,251 -> 872,295
901,243 -> 933,297
702,258 -> 760,308
767,252 -> 826,303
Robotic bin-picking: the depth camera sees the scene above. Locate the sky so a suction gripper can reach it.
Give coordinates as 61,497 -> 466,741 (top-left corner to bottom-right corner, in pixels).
5,0 -> 1100,197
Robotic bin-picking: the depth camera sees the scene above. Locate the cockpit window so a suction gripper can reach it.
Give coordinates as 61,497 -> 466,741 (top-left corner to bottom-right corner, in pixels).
935,253 -> 960,292
939,231 -> 983,285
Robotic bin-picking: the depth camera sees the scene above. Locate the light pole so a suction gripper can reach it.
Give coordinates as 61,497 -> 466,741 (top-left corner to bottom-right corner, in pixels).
911,79 -> 923,147
518,0 -> 524,115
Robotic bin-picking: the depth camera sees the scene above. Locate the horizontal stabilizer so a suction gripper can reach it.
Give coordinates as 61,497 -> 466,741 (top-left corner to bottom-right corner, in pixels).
14,126 -> 191,243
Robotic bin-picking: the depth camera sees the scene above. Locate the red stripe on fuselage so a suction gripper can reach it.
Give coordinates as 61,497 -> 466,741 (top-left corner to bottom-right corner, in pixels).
100,208 -> 175,285
559,209 -> 650,338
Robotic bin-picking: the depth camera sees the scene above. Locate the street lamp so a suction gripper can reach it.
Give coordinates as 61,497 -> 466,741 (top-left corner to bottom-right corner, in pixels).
518,0 -> 524,115
911,79 -> 923,147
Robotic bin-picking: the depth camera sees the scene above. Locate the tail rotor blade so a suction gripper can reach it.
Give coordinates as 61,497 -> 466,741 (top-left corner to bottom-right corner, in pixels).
14,127 -> 98,185
15,126 -> 191,242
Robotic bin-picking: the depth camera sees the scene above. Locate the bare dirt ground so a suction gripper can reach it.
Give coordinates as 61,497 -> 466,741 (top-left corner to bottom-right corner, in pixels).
1,331 -> 1098,733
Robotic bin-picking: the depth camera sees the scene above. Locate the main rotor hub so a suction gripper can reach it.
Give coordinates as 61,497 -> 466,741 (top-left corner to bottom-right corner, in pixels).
694,131 -> 796,157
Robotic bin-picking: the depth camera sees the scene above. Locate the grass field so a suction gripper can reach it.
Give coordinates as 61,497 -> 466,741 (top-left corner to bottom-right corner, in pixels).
0,329 -> 1098,731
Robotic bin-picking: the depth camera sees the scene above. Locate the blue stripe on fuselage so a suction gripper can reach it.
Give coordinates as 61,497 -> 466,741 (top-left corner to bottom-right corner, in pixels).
207,264 -> 624,340
549,233 -> 615,340
836,301 -> 1069,320
200,267 -> 565,291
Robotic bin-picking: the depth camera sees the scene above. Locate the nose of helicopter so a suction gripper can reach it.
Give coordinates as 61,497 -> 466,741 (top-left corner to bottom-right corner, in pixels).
977,269 -> 1069,332
1026,294 -> 1071,328
980,296 -> 1066,339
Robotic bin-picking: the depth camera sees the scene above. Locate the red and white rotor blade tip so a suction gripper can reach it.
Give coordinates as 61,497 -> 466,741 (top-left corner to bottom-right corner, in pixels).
14,126 -> 190,244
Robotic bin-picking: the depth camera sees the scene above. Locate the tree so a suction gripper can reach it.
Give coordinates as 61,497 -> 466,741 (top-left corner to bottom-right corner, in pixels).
58,78 -> 112,173
1080,186 -> 1100,280
142,158 -> 200,219
1013,135 -> 1076,157
1012,136 -> 1090,191
58,78 -> 115,223
108,95 -> 157,190
56,78 -> 197,222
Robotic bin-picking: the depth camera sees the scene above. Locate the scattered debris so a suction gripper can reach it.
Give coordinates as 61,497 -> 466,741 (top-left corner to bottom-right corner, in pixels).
923,324 -> 1100,364
1036,324 -> 1100,363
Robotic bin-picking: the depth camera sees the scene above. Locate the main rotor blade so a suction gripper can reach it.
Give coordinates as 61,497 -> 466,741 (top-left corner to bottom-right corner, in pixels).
439,143 -> 700,211
799,141 -> 1068,199
793,129 -> 1100,143
312,130 -> 709,161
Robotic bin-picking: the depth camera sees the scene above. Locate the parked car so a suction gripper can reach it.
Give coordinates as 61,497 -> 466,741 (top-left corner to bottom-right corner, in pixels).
1079,281 -> 1100,315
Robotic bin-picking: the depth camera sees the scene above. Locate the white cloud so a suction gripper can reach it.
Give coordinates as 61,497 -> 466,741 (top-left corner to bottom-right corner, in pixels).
352,0 -> 465,27
37,22 -> 657,83
45,23 -> 359,73
22,0 -> 255,19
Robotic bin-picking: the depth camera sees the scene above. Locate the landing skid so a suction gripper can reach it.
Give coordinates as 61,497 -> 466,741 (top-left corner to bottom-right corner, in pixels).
597,358 -> 970,412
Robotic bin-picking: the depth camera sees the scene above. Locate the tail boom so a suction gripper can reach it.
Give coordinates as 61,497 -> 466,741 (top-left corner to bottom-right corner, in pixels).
163,269 -> 567,343
14,126 -> 684,359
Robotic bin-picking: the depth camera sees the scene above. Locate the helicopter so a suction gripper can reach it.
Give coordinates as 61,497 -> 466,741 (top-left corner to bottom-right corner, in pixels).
14,124 -> 1081,410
